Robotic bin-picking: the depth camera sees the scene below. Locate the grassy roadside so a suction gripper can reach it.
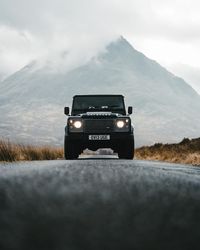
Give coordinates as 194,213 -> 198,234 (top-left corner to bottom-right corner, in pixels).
0,139 -> 63,162
135,138 -> 200,166
1,138 -> 200,165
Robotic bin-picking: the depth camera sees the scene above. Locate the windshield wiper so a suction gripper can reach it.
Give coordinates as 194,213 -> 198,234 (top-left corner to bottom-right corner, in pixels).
87,105 -> 122,109
88,106 -> 106,110
107,105 -> 121,108
87,106 -> 96,109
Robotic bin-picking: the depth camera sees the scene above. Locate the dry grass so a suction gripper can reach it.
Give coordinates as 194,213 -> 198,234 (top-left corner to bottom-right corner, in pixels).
0,140 -> 19,162
136,137 -> 200,166
0,139 -> 63,162
1,137 -> 200,165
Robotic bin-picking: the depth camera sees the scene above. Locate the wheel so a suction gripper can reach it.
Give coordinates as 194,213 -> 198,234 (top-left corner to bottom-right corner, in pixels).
64,137 -> 79,159
118,138 -> 134,159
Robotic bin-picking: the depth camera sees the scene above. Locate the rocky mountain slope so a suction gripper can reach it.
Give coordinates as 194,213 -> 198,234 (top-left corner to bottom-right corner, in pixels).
0,37 -> 200,146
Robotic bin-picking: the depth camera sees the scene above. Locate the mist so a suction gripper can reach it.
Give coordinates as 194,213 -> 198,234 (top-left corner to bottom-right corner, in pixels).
1,0 -> 200,93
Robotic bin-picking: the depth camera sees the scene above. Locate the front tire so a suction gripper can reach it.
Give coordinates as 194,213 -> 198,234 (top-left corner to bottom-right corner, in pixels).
118,138 -> 134,159
64,137 -> 79,159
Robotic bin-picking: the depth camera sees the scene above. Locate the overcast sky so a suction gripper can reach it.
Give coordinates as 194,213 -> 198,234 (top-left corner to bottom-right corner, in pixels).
0,0 -> 200,93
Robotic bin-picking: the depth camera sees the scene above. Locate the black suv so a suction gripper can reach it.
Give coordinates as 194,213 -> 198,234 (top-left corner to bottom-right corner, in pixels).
64,95 -> 134,159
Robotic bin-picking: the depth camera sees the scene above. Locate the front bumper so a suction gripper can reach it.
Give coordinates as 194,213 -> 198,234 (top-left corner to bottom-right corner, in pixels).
65,130 -> 134,151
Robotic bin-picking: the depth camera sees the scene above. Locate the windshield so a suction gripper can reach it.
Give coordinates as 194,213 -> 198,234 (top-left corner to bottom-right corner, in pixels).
72,96 -> 125,115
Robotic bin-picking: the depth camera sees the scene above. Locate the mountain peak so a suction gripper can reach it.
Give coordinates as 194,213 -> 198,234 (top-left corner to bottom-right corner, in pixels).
106,35 -> 136,54
1,37 -> 200,146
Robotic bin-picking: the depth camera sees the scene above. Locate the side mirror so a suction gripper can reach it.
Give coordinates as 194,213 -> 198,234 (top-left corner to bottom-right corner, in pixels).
64,107 -> 70,115
128,106 -> 133,115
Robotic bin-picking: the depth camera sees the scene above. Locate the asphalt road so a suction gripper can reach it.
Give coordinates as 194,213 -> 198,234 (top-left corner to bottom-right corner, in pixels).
0,157 -> 200,250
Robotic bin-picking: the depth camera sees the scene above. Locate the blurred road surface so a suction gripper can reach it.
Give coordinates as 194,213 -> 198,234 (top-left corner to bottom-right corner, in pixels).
0,157 -> 200,250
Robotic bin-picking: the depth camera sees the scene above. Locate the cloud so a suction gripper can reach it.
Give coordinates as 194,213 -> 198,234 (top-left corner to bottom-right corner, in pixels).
1,0 -> 200,83
0,25 -> 35,74
0,0 -> 123,75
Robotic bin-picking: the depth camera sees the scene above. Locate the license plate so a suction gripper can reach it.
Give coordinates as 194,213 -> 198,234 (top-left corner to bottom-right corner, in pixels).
89,135 -> 110,140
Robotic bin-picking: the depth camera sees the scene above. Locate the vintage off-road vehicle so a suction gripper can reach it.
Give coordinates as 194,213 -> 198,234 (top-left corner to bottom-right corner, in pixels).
64,95 -> 134,159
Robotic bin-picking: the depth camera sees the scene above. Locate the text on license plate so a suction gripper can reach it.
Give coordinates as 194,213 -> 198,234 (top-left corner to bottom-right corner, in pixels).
89,135 -> 110,140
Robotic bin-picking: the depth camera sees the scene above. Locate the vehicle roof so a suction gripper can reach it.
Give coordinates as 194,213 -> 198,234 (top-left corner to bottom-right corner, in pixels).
73,94 -> 124,98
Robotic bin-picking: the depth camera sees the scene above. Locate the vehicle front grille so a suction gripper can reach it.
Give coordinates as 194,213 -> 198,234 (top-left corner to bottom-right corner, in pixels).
84,119 -> 114,133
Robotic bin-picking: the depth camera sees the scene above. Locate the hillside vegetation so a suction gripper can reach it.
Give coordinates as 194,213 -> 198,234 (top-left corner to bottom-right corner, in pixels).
0,139 -> 63,162
136,137 -> 200,166
1,137 -> 200,165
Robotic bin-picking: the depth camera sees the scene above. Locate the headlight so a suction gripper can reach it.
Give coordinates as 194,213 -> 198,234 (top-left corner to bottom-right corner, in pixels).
116,120 -> 125,128
73,120 -> 82,128
68,119 -> 83,132
115,118 -> 130,132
